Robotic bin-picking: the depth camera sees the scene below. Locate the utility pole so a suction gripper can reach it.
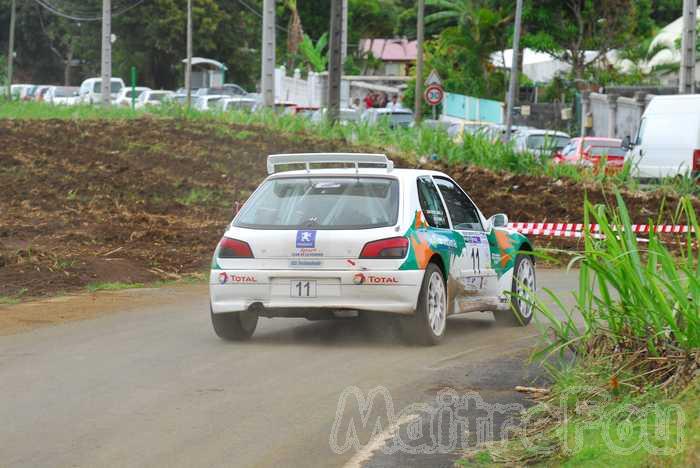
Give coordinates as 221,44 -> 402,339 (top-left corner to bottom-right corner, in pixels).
341,0 -> 348,63
186,0 -> 193,109
6,0 -> 16,99
101,0 -> 112,106
261,0 -> 276,107
504,0 -> 524,142
679,0 -> 697,94
328,0 -> 343,122
414,0 -> 424,124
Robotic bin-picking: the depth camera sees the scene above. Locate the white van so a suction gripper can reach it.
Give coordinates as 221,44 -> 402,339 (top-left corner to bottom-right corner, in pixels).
78,77 -> 125,104
625,95 -> 700,178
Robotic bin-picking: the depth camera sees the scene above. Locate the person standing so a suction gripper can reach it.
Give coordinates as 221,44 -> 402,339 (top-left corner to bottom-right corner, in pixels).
386,94 -> 400,111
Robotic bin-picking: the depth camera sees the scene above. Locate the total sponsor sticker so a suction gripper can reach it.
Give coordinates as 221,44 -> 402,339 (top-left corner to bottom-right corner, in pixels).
352,273 -> 399,285
218,272 -> 257,284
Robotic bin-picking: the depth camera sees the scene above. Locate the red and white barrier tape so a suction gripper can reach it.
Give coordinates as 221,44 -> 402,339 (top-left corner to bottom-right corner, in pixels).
508,222 -> 694,235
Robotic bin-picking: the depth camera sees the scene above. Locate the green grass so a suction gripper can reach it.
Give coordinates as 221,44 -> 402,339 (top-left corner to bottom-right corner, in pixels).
85,273 -> 207,294
0,288 -> 28,306
175,187 -> 217,206
462,371 -> 698,467
86,281 -> 146,293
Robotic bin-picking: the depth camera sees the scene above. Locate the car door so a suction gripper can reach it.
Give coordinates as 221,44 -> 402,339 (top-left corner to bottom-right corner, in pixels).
432,176 -> 494,296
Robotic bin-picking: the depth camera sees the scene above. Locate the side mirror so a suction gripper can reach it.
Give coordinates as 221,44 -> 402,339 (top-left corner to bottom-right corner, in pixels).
488,213 -> 509,229
621,135 -> 632,150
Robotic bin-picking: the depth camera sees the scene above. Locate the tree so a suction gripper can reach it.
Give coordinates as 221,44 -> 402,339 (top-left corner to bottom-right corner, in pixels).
523,0 -> 651,79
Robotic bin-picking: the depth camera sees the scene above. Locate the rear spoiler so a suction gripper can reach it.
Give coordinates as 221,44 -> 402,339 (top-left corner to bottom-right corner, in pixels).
267,153 -> 394,174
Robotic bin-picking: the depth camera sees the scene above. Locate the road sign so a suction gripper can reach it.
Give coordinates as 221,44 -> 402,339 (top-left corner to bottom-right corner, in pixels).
424,84 -> 444,106
425,69 -> 442,86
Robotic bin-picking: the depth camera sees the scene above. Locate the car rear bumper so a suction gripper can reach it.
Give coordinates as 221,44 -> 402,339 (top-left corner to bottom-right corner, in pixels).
209,269 -> 424,315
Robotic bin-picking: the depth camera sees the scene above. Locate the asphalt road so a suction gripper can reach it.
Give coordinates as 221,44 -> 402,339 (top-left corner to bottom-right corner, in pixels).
0,269 -> 577,468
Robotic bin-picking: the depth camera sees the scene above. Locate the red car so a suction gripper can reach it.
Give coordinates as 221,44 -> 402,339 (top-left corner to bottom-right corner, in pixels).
554,137 -> 626,172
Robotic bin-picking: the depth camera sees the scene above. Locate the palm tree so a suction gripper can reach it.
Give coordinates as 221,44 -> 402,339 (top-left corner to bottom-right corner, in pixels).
425,0 -> 513,90
425,0 -> 512,45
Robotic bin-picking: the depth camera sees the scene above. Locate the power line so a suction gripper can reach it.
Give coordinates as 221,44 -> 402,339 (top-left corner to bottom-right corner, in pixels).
32,0 -> 145,22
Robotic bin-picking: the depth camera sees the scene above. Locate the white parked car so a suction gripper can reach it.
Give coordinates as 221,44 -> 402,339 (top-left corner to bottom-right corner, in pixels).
9,84 -> 33,100
215,96 -> 257,112
194,95 -> 227,111
513,128 -> 570,158
361,108 -> 414,129
209,153 -> 536,345
624,95 -> 700,178
78,77 -> 125,104
115,87 -> 150,107
135,90 -> 174,109
45,86 -> 80,105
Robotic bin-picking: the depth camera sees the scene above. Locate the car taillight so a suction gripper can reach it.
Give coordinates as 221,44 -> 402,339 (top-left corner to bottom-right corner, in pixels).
217,237 -> 254,258
693,149 -> 700,173
359,237 -> 409,259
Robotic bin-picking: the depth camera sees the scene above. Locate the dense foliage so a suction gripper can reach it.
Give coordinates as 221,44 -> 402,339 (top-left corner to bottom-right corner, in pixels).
0,0 -> 686,92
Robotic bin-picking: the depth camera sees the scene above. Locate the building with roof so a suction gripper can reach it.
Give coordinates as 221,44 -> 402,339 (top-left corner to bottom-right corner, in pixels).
358,38 -> 417,76
180,57 -> 228,89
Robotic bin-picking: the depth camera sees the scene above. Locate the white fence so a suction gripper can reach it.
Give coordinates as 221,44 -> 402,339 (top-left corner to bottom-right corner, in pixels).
273,66 -> 359,108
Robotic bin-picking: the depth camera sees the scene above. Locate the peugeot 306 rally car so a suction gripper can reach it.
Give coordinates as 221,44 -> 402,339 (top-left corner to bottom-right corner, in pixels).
209,153 -> 536,345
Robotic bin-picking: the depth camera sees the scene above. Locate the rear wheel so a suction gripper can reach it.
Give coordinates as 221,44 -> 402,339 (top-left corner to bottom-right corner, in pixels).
403,263 -> 447,345
210,308 -> 258,341
494,254 -> 535,326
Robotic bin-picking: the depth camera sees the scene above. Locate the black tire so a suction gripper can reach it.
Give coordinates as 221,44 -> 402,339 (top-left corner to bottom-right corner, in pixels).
210,308 -> 258,341
494,254 -> 536,326
402,263 -> 447,346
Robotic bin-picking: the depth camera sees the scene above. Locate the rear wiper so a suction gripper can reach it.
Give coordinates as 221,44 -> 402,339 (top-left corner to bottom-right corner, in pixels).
302,217 -> 319,227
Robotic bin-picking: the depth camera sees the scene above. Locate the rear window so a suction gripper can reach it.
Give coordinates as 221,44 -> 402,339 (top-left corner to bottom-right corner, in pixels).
93,81 -> 123,93
527,135 -> 569,150
55,88 -> 77,97
235,177 -> 400,230
588,147 -> 626,158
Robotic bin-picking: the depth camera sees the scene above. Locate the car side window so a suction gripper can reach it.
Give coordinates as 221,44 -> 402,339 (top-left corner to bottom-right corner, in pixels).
635,118 -> 646,146
416,177 -> 449,229
433,177 -> 483,231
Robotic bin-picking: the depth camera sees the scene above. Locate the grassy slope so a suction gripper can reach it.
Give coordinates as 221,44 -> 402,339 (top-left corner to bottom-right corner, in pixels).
3,101 -> 697,197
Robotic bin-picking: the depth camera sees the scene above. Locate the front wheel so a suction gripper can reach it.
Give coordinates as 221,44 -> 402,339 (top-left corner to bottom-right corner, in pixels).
210,308 -> 258,341
494,254 -> 536,326
403,263 -> 447,345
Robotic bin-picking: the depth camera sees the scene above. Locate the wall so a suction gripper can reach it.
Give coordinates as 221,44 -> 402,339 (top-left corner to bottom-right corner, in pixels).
584,92 -> 649,139
512,102 -> 572,133
443,93 -> 503,124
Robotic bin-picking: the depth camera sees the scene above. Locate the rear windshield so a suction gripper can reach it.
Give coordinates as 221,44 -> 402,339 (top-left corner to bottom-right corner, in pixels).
527,135 -> 569,150
55,87 -> 78,97
93,81 -> 123,93
235,177 -> 400,230
588,147 -> 626,157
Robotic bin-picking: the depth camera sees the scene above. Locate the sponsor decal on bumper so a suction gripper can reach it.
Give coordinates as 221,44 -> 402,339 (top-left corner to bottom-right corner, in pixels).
352,273 -> 399,285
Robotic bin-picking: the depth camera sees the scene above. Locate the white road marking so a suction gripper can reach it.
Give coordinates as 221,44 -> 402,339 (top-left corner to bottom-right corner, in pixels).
342,413 -> 421,468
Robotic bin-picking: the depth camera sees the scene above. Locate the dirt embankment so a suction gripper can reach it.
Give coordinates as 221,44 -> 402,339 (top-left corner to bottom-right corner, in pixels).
0,119 -> 693,299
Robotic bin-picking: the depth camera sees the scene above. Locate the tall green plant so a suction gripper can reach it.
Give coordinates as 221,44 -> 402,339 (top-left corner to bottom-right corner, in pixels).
534,193 -> 699,361
298,33 -> 328,72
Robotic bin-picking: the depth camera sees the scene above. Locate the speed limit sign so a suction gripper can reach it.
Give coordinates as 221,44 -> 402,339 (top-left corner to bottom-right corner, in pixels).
424,84 -> 444,106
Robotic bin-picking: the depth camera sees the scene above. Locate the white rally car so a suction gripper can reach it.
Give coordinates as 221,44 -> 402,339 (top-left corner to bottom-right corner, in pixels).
209,153 -> 536,345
